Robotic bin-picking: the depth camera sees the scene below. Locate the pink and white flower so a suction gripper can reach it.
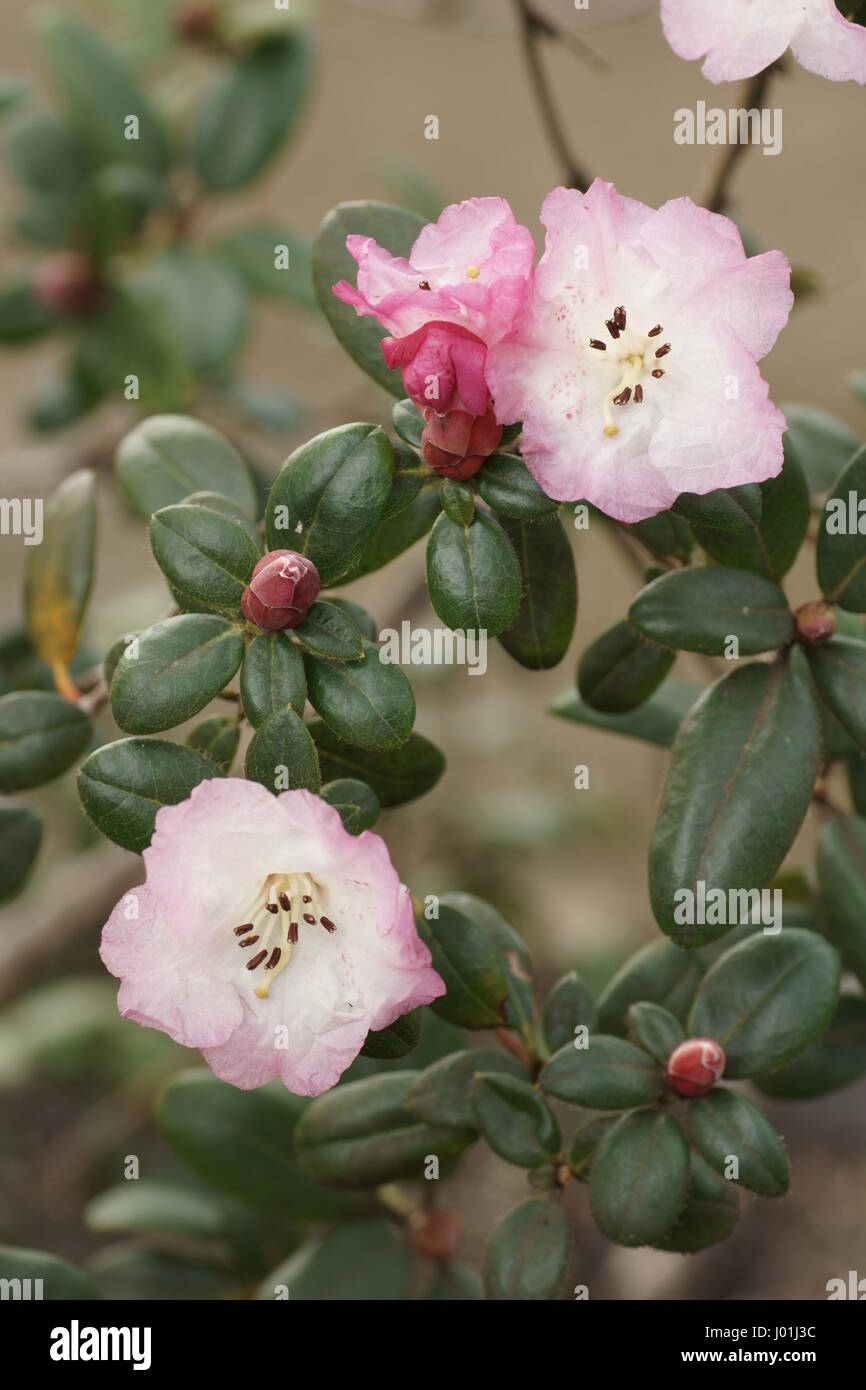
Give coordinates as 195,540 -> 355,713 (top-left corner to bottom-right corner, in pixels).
660,0 -> 866,84
100,780 -> 444,1096
485,180 -> 793,524
332,196 -> 535,416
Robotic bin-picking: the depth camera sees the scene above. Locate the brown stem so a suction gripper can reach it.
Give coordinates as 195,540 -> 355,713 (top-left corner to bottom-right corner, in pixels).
78,678 -> 110,717
702,64 -> 780,214
513,0 -> 592,191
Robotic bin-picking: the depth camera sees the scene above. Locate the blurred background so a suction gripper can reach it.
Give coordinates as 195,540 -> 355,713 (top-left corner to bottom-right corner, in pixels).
1,0 -> 864,1299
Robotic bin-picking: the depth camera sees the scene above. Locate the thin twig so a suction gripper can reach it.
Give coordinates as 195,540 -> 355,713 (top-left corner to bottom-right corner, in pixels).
513,0 -> 592,191
702,64 -> 780,214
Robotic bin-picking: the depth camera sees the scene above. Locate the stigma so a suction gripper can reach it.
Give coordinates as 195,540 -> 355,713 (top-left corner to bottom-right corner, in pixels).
588,306 -> 671,438
231,872 -> 338,999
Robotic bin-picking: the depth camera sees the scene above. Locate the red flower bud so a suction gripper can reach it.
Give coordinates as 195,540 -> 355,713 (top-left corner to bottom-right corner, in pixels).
241,550 -> 320,631
795,600 -> 837,645
421,404 -> 502,481
32,252 -> 102,318
665,1038 -> 726,1098
408,1208 -> 462,1261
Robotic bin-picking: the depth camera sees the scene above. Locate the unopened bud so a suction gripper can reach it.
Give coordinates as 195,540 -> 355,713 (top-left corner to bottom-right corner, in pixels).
665,1038 -> 726,1098
32,252 -> 102,317
795,600 -> 837,645
421,404 -> 502,481
408,1208 -> 461,1261
241,550 -> 320,631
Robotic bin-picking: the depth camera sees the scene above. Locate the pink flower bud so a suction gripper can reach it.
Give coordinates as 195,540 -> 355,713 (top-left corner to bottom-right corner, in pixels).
421,404 -> 502,481
241,550 -> 320,631
665,1037 -> 726,1098
795,600 -> 837,645
33,252 -> 102,317
409,1208 -> 462,1261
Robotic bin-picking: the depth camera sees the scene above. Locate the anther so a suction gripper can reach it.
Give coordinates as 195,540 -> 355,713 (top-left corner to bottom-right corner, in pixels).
655,343 -> 671,359
234,923 -> 254,936
302,895 -> 312,903
613,387 -> 632,406
589,339 -> 606,351
648,325 -> 663,337
289,922 -> 299,944
634,385 -> 643,404
246,950 -> 268,970
266,902 -> 279,914
239,935 -> 259,948
605,318 -> 620,339
613,306 -> 626,331
419,280 -> 431,290
652,368 -> 665,378
320,917 -> 337,933
303,913 -> 315,924
265,948 -> 282,970
278,892 -> 291,911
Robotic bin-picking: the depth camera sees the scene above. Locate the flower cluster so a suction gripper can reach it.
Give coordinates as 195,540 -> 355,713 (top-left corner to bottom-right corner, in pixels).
335,181 -> 793,523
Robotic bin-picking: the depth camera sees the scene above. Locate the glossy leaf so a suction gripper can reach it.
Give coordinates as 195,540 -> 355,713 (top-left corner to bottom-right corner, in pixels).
304,641 -> 415,751
539,1034 -> 663,1109
597,939 -> 704,1033
309,721 -> 444,806
416,903 -> 510,1029
360,1009 -> 422,1061
590,1109 -> 689,1248
541,971 -> 597,1054
115,416 -> 256,521
292,601 -> 364,662
186,715 -> 239,773
240,633 -> 306,728
471,1073 -> 560,1168
498,515 -> 577,670
244,709 -> 321,793
0,803 -> 42,902
150,502 -> 260,615
426,509 -> 522,638
110,614 -> 244,734
755,995 -> 866,1099
77,737 -> 223,852
319,777 -> 380,834
483,1198 -> 570,1301
0,691 -> 91,791
655,1151 -> 739,1253
403,1048 -> 525,1130
684,1088 -> 789,1196
259,1220 -> 412,1301
578,620 -> 675,713
629,566 -> 793,656
817,814 -> 866,988
551,677 -> 700,748
817,444 -> 866,610
805,637 -> 866,751
627,1001 -> 684,1064
476,454 -> 559,521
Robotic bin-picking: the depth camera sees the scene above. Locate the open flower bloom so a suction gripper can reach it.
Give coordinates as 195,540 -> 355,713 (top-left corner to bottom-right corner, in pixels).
485,181 -> 792,524
332,196 -> 535,415
660,0 -> 866,84
100,781 -> 444,1096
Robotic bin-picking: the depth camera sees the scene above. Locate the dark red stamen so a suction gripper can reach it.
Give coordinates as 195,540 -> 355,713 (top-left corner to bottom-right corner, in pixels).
265,948 -> 281,970
655,343 -> 671,359
247,949 -> 267,970
589,339 -> 606,351
320,917 -> 337,933
234,923 -> 254,936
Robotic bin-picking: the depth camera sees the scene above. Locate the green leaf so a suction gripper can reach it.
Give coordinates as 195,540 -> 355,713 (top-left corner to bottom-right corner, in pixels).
0,282 -> 55,343
320,778 -> 380,834
676,440 -> 809,579
110,614 -> 244,734
27,359 -> 103,429
578,619 -> 675,713
498,515 -> 577,670
77,737 -> 223,852
86,1245 -> 230,1301
590,1110 -> 689,1248
684,1088 -> 789,1196
38,13 -> 168,173
629,566 -> 793,656
567,1114 -> 620,1181
309,721 -> 444,806
294,1072 -> 473,1188
383,444 -> 425,519
649,661 -> 821,946
626,508 -> 693,563
627,1001 -> 684,1064
688,928 -> 840,1077
472,1073 -> 560,1168
186,714 -> 239,773
597,940 -> 704,1033
320,597 -> 378,642
0,691 -> 91,791
312,201 -> 425,394
213,224 -> 315,309
755,995 -> 866,1099
292,601 -> 364,662
782,403 -> 861,496
25,468 -> 96,667
334,486 -> 441,583
817,444 -> 866,610
158,1068 -> 359,1221
360,1009 -> 422,1060
192,36 -> 309,189
551,677 -> 700,748
476,453 -> 559,521
0,803 -> 42,902
426,509 -> 522,638
78,286 -> 190,408
150,502 -> 260,616
259,1220 -> 412,1301
483,1198 -> 570,1301
817,814 -> 866,988
244,708 -> 321,793
240,632 -> 306,728
392,398 -> 424,449
0,1244 -> 99,1300
439,891 -> 534,1035
806,635 -> 866,754
416,902 -> 510,1029
440,478 -> 475,527
266,424 -> 394,586
116,415 -> 256,521
84,1180 -> 249,1245
654,1151 -> 739,1253
539,1034 -> 663,1109
403,1048 -> 525,1130
541,972 -> 597,1054
129,249 -> 247,374
304,641 -> 415,751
